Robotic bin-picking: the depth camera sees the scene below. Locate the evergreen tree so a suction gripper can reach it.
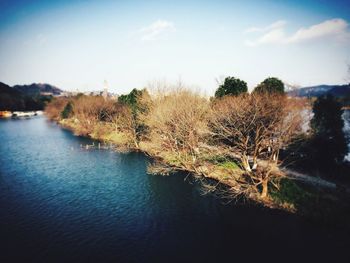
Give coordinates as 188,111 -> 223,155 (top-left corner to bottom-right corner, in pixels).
310,95 -> 348,169
254,77 -> 285,94
214,77 -> 247,98
61,101 -> 73,119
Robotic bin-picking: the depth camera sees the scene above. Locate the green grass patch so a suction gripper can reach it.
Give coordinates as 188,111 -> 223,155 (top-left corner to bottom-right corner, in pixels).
270,178 -> 350,229
218,161 -> 239,170
204,155 -> 227,163
270,178 -> 313,205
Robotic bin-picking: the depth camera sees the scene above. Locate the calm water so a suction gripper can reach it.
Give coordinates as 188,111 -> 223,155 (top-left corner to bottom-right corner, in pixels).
0,117 -> 347,262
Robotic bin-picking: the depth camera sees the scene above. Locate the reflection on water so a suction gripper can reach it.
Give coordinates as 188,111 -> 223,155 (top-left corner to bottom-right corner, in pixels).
0,117 -> 347,262
343,110 -> 350,161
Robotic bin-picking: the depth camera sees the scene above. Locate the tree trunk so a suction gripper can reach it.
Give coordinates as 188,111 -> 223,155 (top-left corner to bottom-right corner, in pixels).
261,178 -> 268,199
242,155 -> 251,172
133,138 -> 139,148
252,156 -> 258,170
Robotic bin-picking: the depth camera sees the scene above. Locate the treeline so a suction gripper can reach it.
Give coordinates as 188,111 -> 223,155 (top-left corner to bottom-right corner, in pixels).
45,77 -> 349,204
0,82 -> 53,111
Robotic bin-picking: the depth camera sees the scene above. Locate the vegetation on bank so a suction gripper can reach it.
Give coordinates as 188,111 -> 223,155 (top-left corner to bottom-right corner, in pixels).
45,76 -> 350,223
0,82 -> 58,111
284,94 -> 350,182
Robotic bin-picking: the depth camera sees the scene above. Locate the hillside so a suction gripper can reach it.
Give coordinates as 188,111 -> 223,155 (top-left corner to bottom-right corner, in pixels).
13,83 -> 63,96
289,84 -> 350,98
0,82 -> 26,111
0,82 -> 61,111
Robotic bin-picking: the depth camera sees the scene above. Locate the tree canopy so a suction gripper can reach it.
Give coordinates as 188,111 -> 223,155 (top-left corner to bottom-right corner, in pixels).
118,88 -> 143,110
214,77 -> 247,98
310,95 -> 348,166
253,77 -> 285,94
60,101 -> 73,119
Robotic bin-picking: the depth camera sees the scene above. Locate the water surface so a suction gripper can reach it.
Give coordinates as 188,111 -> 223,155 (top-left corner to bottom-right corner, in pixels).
0,117 -> 347,262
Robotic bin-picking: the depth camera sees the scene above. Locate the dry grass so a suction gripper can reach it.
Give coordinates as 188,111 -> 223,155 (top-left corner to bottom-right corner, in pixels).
45,97 -> 70,120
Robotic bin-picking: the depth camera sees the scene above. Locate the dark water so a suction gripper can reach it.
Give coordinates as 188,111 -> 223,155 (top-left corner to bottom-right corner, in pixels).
0,117 -> 347,262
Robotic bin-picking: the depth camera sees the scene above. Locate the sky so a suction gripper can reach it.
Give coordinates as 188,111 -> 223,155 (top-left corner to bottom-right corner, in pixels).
0,0 -> 350,95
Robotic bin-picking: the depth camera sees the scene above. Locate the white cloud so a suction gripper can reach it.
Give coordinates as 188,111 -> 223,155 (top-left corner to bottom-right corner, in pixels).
288,18 -> 349,43
139,19 -> 176,41
245,20 -> 286,33
245,18 -> 350,46
245,28 -> 285,46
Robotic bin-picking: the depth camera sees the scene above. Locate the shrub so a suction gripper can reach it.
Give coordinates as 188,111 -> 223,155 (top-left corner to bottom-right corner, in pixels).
143,89 -> 210,164
60,101 -> 73,119
254,77 -> 285,94
45,97 -> 69,120
214,76 -> 247,97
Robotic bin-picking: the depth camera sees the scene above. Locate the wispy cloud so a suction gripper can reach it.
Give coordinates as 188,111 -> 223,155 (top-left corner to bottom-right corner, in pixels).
245,20 -> 286,33
245,18 -> 350,46
139,20 -> 176,41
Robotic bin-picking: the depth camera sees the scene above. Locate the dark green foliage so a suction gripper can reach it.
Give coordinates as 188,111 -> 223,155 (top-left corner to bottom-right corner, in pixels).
254,77 -> 285,94
270,178 -> 311,205
0,82 -> 53,111
312,95 -> 344,135
271,178 -> 350,228
118,88 -> 150,140
214,77 -> 247,97
310,95 -> 348,167
118,88 -> 144,112
282,96 -> 348,178
13,83 -> 62,96
61,101 -> 73,119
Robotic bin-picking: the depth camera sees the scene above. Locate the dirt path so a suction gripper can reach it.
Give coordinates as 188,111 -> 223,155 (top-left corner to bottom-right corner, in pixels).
281,168 -> 336,188
281,167 -> 350,194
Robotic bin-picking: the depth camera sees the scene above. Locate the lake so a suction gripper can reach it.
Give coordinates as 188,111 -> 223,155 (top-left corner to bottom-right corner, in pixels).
0,117 -> 347,262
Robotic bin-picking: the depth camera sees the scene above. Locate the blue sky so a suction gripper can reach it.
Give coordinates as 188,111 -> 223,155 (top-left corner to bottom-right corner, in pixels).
0,0 -> 350,94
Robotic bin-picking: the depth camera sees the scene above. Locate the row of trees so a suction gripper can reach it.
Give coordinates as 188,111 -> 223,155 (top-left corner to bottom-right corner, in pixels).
216,76 -> 348,178
215,77 -> 284,98
45,76 -> 348,199
0,82 -> 52,111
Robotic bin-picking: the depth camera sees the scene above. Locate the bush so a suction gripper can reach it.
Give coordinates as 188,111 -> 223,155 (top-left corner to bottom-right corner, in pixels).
214,77 -> 247,97
253,77 -> 284,94
45,97 -> 69,120
143,89 -> 210,163
60,101 -> 73,119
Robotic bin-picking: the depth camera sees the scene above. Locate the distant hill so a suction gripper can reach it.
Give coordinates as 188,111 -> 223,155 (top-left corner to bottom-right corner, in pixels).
13,83 -> 63,96
0,82 -> 62,111
0,82 -> 26,111
288,84 -> 350,98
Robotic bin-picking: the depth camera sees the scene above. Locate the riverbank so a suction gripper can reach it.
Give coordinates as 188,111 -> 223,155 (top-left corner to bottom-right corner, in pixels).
0,110 -> 43,118
54,116 -> 350,230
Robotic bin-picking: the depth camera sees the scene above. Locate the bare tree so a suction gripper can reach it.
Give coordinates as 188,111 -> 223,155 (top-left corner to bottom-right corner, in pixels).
72,96 -> 117,135
209,93 -> 305,198
142,88 -> 210,168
